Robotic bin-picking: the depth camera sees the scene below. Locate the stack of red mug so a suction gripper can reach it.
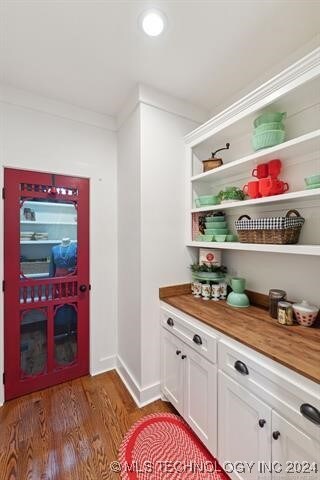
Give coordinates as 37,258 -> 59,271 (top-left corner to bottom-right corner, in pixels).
243,159 -> 289,198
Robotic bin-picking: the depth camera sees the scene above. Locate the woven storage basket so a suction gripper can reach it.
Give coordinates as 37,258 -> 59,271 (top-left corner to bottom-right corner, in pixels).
235,209 -> 305,244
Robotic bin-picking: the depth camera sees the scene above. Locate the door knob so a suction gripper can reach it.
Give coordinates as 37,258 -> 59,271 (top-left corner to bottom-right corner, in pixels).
79,284 -> 87,292
176,350 -> 181,355
259,419 -> 266,428
167,318 -> 174,327
272,431 -> 280,440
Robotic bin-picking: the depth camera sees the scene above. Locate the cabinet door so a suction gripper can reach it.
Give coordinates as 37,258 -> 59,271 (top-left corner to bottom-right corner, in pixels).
218,371 -> 272,480
160,330 -> 184,415
184,344 -> 217,456
272,411 -> 320,480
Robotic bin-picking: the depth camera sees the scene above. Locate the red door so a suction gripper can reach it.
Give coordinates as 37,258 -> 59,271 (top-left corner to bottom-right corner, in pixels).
4,168 -> 89,400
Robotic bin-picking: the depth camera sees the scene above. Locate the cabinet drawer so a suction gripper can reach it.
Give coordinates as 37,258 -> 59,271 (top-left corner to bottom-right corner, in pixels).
219,340 -> 320,441
161,307 -> 217,364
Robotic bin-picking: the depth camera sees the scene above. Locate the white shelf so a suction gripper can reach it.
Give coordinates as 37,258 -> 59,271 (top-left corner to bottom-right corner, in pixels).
22,201 -> 75,208
191,130 -> 320,183
22,273 -> 49,279
20,240 -> 77,245
21,221 -> 76,225
187,241 -> 320,256
192,188 -> 320,213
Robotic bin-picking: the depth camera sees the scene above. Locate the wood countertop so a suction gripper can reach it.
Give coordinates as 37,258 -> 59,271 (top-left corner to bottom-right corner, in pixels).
162,293 -> 320,384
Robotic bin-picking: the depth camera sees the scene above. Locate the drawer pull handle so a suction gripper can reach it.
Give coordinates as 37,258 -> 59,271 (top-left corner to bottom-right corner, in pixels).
272,431 -> 280,440
258,419 -> 266,428
300,403 -> 320,425
176,350 -> 181,356
193,334 -> 202,345
181,355 -> 187,360
234,360 -> 249,375
167,318 -> 174,327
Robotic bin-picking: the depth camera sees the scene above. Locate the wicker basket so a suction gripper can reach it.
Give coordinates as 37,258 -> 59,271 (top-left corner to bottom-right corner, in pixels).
235,209 -> 305,244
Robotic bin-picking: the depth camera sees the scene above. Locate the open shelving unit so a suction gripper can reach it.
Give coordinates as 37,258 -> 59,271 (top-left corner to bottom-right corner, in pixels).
185,47 -> 320,257
20,200 -> 77,277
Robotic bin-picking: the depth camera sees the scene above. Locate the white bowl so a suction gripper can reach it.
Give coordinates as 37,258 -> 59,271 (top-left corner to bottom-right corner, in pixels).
293,300 -> 319,327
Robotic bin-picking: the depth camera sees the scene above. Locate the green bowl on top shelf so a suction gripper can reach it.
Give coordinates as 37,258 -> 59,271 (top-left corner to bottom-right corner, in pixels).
253,112 -> 286,128
254,122 -> 285,134
252,130 -> 285,151
197,195 -> 220,206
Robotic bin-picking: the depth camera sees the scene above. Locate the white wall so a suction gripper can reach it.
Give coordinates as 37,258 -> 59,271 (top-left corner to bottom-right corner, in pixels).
117,107 -> 142,387
140,103 -> 198,391
0,89 -> 118,405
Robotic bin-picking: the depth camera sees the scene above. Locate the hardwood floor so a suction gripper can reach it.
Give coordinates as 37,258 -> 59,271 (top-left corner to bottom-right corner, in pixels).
0,370 -> 175,480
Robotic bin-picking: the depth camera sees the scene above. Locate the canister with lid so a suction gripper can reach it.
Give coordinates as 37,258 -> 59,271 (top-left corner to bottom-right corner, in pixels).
269,289 -> 286,319
277,301 -> 293,326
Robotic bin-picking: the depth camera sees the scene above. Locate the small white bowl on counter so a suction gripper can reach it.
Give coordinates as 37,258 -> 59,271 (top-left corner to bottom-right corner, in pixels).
292,300 -> 319,327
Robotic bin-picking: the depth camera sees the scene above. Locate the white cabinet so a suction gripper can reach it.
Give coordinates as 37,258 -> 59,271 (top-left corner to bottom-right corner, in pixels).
161,328 -> 217,455
184,346 -> 217,453
160,305 -> 320,480
272,411 -> 320,480
218,371 -> 272,480
161,330 -> 184,415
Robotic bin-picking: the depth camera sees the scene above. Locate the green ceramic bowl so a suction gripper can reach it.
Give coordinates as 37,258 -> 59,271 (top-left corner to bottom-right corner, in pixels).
254,112 -> 286,128
205,228 -> 228,235
227,291 -> 250,308
196,234 -> 214,242
205,221 -> 227,229
205,216 -> 225,222
198,195 -> 220,206
226,234 -> 237,242
305,174 -> 320,186
215,234 -> 227,242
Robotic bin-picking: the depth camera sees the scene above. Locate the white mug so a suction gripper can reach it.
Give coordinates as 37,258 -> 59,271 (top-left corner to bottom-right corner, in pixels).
193,282 -> 202,298
201,283 -> 211,300
211,283 -> 220,301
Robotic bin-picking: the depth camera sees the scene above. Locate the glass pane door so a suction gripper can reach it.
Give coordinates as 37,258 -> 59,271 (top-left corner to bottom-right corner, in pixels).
4,169 -> 89,400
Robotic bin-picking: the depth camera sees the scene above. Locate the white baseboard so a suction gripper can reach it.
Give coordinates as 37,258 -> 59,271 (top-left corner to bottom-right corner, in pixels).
91,354 -> 117,376
116,355 -> 161,408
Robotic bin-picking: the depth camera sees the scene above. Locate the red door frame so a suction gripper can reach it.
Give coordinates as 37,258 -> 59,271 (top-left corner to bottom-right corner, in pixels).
4,168 -> 90,400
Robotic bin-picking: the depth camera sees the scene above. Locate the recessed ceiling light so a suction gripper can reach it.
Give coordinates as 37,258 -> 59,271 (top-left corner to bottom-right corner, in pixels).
140,9 -> 166,37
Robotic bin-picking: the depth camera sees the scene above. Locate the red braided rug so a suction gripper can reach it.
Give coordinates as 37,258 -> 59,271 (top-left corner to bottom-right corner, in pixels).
119,413 -> 229,479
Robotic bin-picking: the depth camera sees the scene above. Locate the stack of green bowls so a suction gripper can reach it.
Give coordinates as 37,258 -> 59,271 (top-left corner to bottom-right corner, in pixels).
252,112 -> 286,151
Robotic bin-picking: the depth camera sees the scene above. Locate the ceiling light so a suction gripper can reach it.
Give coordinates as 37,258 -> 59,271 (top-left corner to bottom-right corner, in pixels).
140,9 -> 166,37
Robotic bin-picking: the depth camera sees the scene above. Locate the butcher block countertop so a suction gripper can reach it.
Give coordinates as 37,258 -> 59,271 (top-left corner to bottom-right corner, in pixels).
161,293 -> 320,384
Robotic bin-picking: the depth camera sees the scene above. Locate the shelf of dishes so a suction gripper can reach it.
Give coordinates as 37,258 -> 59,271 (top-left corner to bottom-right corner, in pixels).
191,129 -> 320,183
193,153 -> 320,211
187,242 -> 320,256
192,188 -> 320,213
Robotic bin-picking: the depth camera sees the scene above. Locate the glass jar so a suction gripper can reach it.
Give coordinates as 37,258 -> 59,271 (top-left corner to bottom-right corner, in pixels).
277,301 -> 293,326
269,289 -> 286,319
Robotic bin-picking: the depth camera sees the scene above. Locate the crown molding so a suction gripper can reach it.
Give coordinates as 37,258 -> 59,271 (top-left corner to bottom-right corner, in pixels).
0,84 -> 117,131
116,83 -> 209,129
185,46 -> 320,147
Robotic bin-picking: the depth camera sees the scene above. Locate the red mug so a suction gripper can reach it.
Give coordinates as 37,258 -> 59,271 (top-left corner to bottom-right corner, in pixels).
252,163 -> 268,179
268,159 -> 282,179
243,181 -> 260,199
259,178 -> 289,196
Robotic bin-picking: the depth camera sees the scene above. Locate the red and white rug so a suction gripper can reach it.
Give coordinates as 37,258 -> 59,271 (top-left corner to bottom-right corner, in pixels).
119,413 -> 229,479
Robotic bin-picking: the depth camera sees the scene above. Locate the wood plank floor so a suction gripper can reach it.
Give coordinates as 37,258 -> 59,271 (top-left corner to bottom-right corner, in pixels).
0,370 -> 175,480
